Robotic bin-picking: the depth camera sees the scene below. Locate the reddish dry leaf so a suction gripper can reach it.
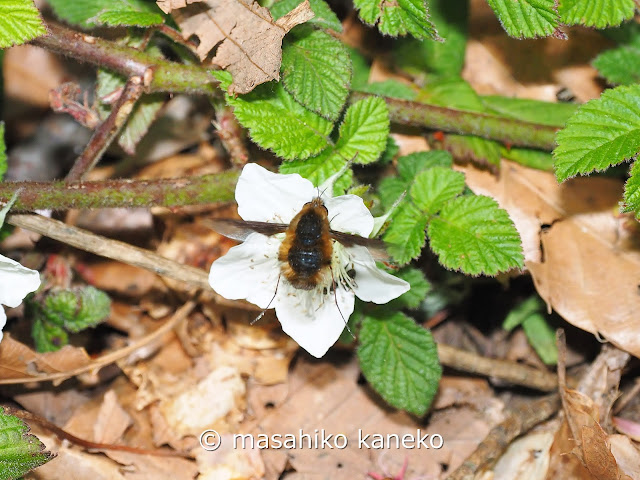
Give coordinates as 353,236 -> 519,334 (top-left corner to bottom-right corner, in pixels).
581,423 -> 631,480
0,335 -> 91,380
159,0 -> 313,93
460,161 -> 640,359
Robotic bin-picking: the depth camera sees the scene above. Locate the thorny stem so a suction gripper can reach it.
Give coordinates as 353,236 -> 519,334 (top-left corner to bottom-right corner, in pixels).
0,172 -> 238,211
65,75 -> 146,181
31,22 -> 220,97
350,92 -> 560,151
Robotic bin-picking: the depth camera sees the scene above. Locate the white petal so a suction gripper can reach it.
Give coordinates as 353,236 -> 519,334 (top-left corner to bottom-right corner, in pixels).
236,163 -> 315,224
0,254 -> 41,308
0,308 -> 5,344
208,234 -> 281,309
274,284 -> 355,358
349,246 -> 410,304
325,195 -> 374,237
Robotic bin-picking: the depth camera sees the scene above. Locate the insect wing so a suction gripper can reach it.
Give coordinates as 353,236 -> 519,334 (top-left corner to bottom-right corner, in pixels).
329,230 -> 389,261
206,219 -> 288,242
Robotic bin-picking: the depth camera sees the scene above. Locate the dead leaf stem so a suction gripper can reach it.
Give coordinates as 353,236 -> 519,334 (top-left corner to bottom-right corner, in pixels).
351,92 -> 560,151
66,76 -> 147,182
446,393 -> 561,480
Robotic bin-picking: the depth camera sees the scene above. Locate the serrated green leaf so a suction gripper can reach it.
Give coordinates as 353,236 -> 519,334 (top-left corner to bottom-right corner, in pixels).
0,0 -> 46,48
358,313 -> 441,415
559,0 -> 634,28
487,0 -> 560,38
389,267 -> 430,309
593,42 -> 640,86
280,150 -> 352,194
0,408 -> 54,478
32,318 -> 69,352
481,95 -> 578,127
228,82 -> 333,160
428,195 -> 524,275
47,0 -> 164,27
379,136 -> 400,164
44,290 -> 77,327
349,47 -> 371,91
0,123 -> 6,181
622,160 -> 640,217
522,314 -> 558,365
411,167 -> 466,215
354,0 -> 440,40
383,201 -> 428,265
554,84 -> 640,181
358,80 -> 417,100
271,0 -> 342,31
335,96 -> 389,164
281,26 -> 351,121
212,70 -> 233,91
379,176 -> 408,209
397,150 -> 453,180
418,79 -> 485,112
395,0 -> 467,78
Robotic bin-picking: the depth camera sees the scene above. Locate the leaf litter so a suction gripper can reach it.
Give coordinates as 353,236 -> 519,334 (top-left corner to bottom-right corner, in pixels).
2,1 -> 640,480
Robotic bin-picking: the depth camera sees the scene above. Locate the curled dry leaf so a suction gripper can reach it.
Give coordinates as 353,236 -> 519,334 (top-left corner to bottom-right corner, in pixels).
460,160 -> 640,358
0,335 -> 91,381
158,0 -> 314,94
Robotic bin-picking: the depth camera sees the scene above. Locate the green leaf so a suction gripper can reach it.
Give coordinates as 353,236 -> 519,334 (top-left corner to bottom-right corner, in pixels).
0,0 -> 46,48
559,0 -> 635,28
486,0 -> 560,38
228,82 -> 333,160
47,0 -> 164,27
383,201 -> 428,265
349,47 -> 371,90
428,195 -> 524,275
411,167 -> 466,215
481,95 -> 578,127
418,79 -> 485,112
622,160 -> 640,217
436,134 -> 502,170
32,318 -> 69,352
0,408 -> 54,478
64,287 -> 111,333
354,0 -> 440,40
281,26 -> 351,121
389,267 -> 431,309
379,136 -> 400,164
0,123 -> 6,181
335,96 -> 390,164
379,176 -> 408,209
271,0 -> 342,31
502,147 -> 554,171
397,150 -> 453,180
358,313 -> 441,415
522,314 -> 558,365
358,80 -> 417,100
395,0 -> 468,78
593,41 -> 640,86
279,150 -> 352,194
554,84 -> 640,181
503,295 -> 544,330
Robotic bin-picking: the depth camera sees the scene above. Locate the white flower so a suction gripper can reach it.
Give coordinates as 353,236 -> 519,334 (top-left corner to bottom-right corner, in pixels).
0,254 -> 40,343
208,164 -> 409,358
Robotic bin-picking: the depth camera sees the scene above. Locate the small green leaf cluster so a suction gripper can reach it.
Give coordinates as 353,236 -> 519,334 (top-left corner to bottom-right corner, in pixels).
0,0 -> 46,48
379,151 -> 524,275
503,296 -> 558,365
30,286 -> 111,352
0,408 -> 54,479
46,0 -> 165,28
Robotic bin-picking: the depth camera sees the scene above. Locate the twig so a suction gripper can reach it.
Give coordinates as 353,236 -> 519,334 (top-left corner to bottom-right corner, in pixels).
437,343 -> 559,391
351,92 -> 560,151
0,171 -> 238,211
5,406 -> 192,457
32,22 -> 220,96
446,393 -> 561,480
0,301 -> 195,385
7,214 -> 256,312
66,76 -> 146,182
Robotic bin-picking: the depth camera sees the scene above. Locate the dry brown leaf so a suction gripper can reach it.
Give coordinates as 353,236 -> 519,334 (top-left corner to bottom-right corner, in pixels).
159,0 -> 313,93
77,262 -> 158,298
93,390 -> 133,444
460,161 -> 640,358
581,423 -> 631,480
609,435 -> 640,480
0,335 -> 91,380
195,435 -> 265,480
493,431 -> 555,480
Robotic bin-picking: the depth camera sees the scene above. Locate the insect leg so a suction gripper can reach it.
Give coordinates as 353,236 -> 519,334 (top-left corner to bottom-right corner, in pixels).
330,265 -> 355,339
251,274 -> 281,325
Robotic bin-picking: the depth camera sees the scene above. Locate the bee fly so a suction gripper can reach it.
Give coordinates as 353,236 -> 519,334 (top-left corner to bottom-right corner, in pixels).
207,197 -> 388,328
